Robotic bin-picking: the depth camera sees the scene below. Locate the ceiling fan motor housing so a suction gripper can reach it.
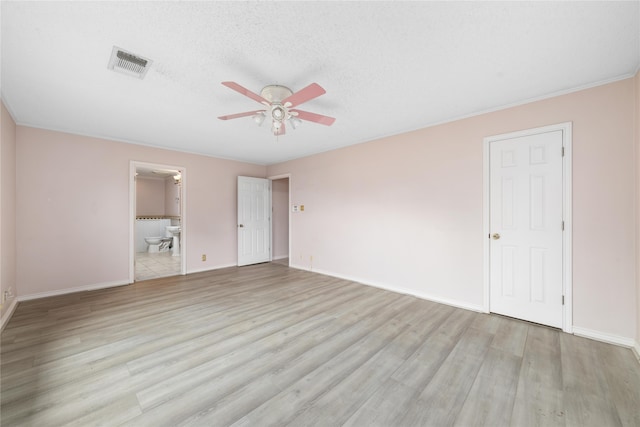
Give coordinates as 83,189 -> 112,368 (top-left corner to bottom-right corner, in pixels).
260,85 -> 293,103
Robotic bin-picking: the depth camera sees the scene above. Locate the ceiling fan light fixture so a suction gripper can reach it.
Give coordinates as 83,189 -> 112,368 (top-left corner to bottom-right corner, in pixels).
272,105 -> 285,121
290,117 -> 302,130
253,111 -> 266,126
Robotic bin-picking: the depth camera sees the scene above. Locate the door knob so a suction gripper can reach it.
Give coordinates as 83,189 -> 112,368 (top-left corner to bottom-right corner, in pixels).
238,224 -> 244,228
492,233 -> 500,240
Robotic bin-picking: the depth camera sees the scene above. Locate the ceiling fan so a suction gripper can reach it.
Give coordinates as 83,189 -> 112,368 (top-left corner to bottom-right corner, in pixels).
218,81 -> 336,136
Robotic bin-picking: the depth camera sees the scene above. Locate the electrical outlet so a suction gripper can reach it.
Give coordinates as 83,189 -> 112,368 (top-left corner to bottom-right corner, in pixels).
3,291 -> 8,302
202,254 -> 207,262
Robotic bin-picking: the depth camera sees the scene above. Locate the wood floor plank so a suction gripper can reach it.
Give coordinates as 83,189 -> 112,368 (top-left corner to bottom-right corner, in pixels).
226,298 -> 419,427
5,283 -> 367,422
286,302 -> 456,426
1,263 -> 639,426
453,347 -> 522,426
132,288 -> 400,410
2,272 -> 352,391
489,315 -> 529,357
390,307 -> 475,389
125,292 -> 413,426
560,333 -> 623,426
342,378 -> 417,426
398,326 -> 494,426
510,325 -> 565,426
1,366 -> 134,425
595,339 -> 640,426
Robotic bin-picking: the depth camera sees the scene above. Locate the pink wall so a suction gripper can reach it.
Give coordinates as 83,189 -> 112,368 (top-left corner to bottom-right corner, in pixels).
635,70 -> 640,349
268,77 -> 638,341
272,178 -> 289,259
136,176 -> 165,216
16,127 -> 266,296
1,100 -> 17,321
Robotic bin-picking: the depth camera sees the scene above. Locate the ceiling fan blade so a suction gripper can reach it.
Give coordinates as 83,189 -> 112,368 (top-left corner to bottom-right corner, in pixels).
218,110 -> 265,120
221,81 -> 269,104
290,109 -> 336,126
282,83 -> 326,108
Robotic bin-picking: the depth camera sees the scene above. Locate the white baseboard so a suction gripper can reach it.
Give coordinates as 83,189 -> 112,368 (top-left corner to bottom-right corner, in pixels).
187,263 -> 237,275
18,279 -> 131,302
13,264 -> 239,303
272,255 -> 288,261
572,326 -> 636,348
1,298 -> 19,332
289,264 -> 484,313
288,264 -> 639,355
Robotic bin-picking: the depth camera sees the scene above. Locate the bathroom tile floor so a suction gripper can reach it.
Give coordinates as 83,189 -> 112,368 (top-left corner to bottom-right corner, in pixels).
135,251 -> 181,281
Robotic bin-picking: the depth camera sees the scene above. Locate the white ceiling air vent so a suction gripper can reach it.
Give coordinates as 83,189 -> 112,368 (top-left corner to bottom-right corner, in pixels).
107,46 -> 152,79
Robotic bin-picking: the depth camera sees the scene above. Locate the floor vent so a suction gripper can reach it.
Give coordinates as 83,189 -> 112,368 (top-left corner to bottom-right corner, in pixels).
107,46 -> 152,79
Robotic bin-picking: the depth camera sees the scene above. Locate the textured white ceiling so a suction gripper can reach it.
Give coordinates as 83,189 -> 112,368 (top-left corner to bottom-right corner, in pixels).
2,1 -> 639,165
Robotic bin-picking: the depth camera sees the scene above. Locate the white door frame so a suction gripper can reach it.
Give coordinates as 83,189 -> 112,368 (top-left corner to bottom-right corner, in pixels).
483,122 -> 572,333
129,161 -> 187,283
268,173 -> 292,263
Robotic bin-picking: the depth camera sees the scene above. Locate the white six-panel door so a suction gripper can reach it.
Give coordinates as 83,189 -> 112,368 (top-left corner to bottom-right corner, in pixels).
489,130 -> 564,328
237,176 -> 271,266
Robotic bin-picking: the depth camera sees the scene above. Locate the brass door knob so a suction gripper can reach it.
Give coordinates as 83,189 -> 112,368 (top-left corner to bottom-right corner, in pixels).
492,233 -> 500,240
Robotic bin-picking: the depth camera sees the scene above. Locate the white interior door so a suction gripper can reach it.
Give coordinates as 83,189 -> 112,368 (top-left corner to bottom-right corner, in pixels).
237,176 -> 271,266
489,130 -> 564,328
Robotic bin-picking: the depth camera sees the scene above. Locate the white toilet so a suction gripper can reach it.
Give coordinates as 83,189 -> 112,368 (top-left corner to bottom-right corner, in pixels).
144,236 -> 172,253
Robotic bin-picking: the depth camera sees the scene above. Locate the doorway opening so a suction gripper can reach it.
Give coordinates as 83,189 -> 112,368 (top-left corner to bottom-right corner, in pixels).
270,174 -> 290,266
130,161 -> 186,282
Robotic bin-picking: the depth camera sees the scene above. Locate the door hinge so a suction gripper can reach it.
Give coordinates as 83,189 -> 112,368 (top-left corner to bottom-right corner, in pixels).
562,295 -> 565,305
561,147 -> 565,157
562,220 -> 564,231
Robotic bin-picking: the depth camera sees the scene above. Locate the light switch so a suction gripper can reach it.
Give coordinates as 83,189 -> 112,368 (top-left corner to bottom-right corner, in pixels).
300,205 -> 305,212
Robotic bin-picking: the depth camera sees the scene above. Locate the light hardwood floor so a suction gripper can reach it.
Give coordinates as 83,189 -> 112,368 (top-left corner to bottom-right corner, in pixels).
2,263 -> 639,426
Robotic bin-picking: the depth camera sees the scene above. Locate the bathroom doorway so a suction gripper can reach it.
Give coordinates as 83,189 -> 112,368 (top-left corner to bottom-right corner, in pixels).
130,161 -> 186,282
270,174 -> 290,266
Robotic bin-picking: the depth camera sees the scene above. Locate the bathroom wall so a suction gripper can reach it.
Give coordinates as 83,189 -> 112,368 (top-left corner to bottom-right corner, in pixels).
16,126 -> 266,297
164,177 -> 181,217
136,175 -> 180,218
136,176 -> 165,216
